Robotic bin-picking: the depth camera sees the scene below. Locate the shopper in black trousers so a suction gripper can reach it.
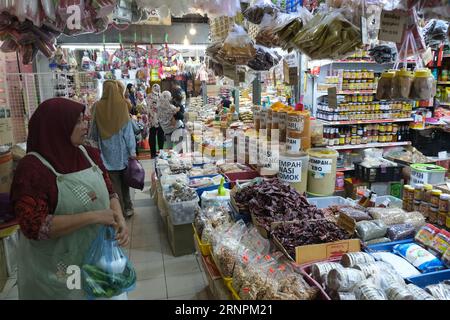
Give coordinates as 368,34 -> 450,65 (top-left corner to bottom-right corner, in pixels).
146,84 -> 165,157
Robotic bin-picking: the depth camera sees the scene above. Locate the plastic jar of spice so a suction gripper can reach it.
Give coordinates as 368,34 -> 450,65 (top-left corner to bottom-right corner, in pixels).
439,194 -> 449,213
438,210 -> 447,227
413,200 -> 421,212
414,184 -> 424,201
431,190 -> 443,207
420,201 -> 430,218
423,184 -> 433,202
429,206 -> 439,224
336,172 -> 345,190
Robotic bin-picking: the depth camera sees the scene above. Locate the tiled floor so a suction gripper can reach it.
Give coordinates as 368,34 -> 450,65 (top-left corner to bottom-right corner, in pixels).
0,159 -> 212,300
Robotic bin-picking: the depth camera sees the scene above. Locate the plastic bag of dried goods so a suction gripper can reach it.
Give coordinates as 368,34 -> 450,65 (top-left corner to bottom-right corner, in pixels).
393,243 -> 445,273
243,0 -> 279,24
327,268 -> 366,292
371,252 -> 420,278
425,282 -> 450,300
387,223 -> 416,241
354,278 -> 387,300
407,284 -> 436,300
356,220 -> 388,241
367,207 -> 405,226
291,10 -> 362,60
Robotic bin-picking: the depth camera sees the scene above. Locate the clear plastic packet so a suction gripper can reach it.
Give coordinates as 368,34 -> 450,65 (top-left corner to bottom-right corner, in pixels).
402,211 -> 426,230
386,284 -> 414,300
194,211 -> 207,238
393,243 -> 445,273
273,9 -> 312,51
353,278 -> 387,300
327,268 -> 366,292
341,252 -> 376,267
232,248 -> 258,293
247,45 -> 282,71
407,284 -> 436,300
213,220 -> 247,277
364,237 -> 391,246
219,24 -> 256,65
291,10 -> 362,60
339,207 -> 372,222
243,0 -> 279,24
311,262 -> 344,286
387,223 -> 416,241
255,13 -> 281,47
277,265 -> 319,300
425,282 -> 450,300
239,254 -> 277,300
240,226 -> 270,255
371,252 -> 420,278
356,220 -> 388,241
367,207 -> 405,226
82,226 -> 136,299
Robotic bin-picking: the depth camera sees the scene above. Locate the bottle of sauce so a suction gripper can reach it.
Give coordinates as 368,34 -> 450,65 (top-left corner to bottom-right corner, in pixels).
358,190 -> 371,207
366,193 -> 377,208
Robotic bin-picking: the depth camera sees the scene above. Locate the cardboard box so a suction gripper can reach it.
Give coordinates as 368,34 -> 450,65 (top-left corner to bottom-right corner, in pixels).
166,215 -> 195,257
199,255 -> 230,300
272,235 -> 361,265
156,182 -> 169,219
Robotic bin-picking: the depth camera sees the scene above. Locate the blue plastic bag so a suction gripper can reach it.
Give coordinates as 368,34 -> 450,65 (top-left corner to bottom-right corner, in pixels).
82,226 -> 136,299
393,243 -> 445,274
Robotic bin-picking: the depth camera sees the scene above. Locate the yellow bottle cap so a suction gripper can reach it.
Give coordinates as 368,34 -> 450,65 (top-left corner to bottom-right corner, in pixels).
414,68 -> 432,78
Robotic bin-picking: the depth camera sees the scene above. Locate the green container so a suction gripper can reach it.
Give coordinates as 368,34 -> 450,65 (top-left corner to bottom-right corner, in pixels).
410,164 -> 446,186
390,182 -> 403,199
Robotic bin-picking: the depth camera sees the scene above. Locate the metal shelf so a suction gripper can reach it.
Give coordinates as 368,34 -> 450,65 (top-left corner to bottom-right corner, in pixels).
438,81 -> 450,85
337,90 -> 377,95
318,118 -> 413,126
440,102 -> 450,106
337,166 -> 355,172
328,141 -> 411,150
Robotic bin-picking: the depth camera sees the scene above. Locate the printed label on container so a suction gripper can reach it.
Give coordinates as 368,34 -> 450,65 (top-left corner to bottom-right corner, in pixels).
279,159 -> 302,182
287,117 -> 305,132
411,170 -> 429,185
286,137 -> 301,153
309,157 -> 333,174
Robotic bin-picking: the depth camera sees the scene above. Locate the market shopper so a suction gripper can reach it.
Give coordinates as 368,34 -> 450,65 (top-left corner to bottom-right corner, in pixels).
10,98 -> 129,300
116,81 -> 133,113
126,83 -> 137,115
157,90 -> 180,148
91,80 -> 137,218
147,84 -> 165,158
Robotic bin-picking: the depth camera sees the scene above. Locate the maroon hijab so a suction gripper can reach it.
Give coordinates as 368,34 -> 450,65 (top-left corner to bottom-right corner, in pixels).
26,97 -> 89,174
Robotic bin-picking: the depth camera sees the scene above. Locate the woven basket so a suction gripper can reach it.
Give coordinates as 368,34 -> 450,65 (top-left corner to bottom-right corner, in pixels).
209,16 -> 235,43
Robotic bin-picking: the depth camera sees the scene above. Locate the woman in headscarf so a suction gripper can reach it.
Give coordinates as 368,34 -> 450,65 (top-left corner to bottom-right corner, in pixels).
157,90 -> 180,147
11,98 -> 129,300
91,80 -> 137,218
116,81 -> 133,113
126,83 -> 137,115
146,83 -> 165,158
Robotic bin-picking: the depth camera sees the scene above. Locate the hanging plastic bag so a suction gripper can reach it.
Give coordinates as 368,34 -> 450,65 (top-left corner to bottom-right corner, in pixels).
219,24 -> 256,65
273,10 -> 312,52
82,226 -> 136,299
243,0 -> 279,24
291,9 -> 362,60
255,14 -> 281,47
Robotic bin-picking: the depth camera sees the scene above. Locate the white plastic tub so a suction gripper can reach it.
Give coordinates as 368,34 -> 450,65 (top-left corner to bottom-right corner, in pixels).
165,193 -> 200,225
307,196 -> 352,209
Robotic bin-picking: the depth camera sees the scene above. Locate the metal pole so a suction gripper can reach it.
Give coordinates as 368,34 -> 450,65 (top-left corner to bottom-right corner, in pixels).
252,72 -> 261,106
297,51 -> 302,104
234,80 -> 240,114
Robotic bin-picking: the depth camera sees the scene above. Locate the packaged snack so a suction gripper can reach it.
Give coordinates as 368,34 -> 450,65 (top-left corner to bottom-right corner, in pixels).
442,248 -> 450,268
356,220 -> 387,241
387,223 -> 416,241
414,223 -> 440,247
393,243 -> 445,273
428,230 -> 450,257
